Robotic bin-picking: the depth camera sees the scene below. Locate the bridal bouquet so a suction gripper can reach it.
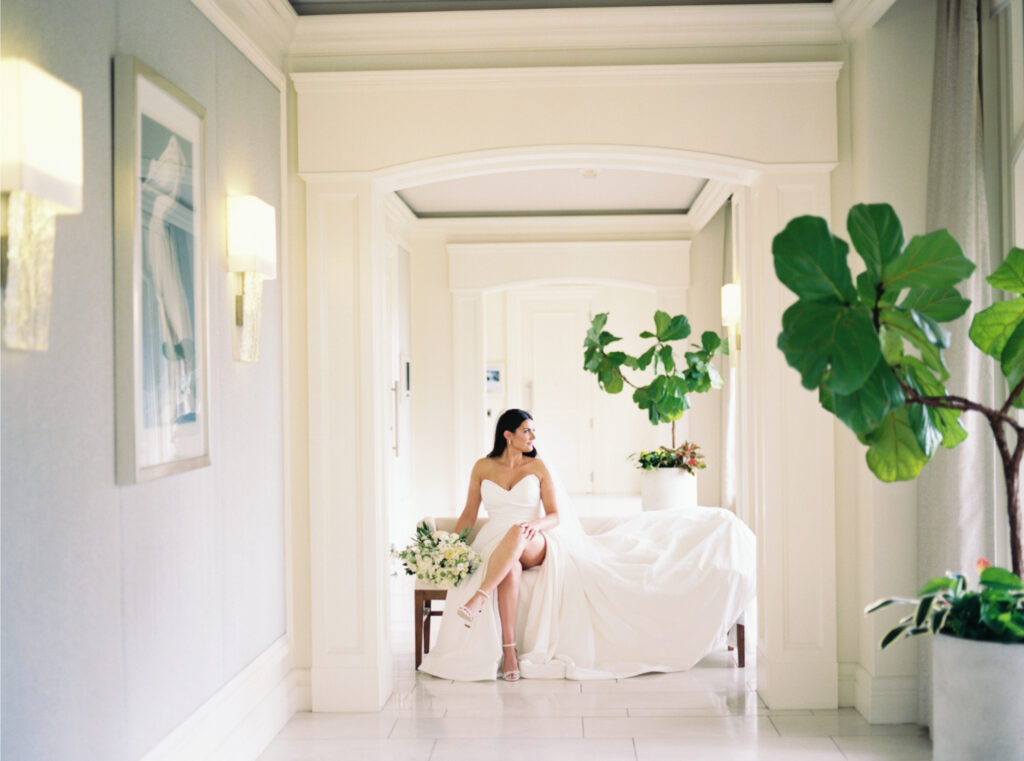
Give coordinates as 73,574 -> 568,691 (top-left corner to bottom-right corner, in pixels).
395,521 -> 481,588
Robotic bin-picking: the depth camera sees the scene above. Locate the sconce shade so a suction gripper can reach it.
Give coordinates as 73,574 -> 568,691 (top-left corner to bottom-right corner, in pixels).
721,282 -> 741,327
1,59 -> 83,214
226,195 -> 277,279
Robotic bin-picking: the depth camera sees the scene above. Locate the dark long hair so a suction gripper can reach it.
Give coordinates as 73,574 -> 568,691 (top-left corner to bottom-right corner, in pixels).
487,408 -> 537,459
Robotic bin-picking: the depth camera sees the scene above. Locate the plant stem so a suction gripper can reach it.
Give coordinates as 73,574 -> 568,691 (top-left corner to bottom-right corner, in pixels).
898,378 -> 1024,576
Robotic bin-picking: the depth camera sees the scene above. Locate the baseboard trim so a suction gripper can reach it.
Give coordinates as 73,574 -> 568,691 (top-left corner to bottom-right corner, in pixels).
140,636 -> 311,761
852,663 -> 918,724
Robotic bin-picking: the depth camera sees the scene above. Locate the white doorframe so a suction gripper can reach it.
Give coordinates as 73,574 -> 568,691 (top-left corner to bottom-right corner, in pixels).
303,145 -> 839,711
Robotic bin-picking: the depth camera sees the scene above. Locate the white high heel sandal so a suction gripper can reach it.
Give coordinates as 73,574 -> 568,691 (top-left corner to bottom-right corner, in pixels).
501,643 -> 520,681
457,589 -> 490,628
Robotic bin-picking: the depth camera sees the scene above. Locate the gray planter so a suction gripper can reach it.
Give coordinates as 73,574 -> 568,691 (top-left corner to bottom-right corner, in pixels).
932,634 -> 1024,761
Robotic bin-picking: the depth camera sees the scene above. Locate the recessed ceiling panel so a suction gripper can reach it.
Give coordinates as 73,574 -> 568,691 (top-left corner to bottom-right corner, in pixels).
398,168 -> 708,217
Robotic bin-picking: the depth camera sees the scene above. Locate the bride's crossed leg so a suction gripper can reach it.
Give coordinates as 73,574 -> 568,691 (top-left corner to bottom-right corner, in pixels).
461,524 -> 547,677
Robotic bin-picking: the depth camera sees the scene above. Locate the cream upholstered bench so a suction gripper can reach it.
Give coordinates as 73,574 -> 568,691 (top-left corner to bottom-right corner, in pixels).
412,516 -> 746,669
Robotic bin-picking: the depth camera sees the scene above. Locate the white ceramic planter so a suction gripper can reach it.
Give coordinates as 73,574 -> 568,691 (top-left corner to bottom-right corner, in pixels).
639,468 -> 697,511
932,634 -> 1024,761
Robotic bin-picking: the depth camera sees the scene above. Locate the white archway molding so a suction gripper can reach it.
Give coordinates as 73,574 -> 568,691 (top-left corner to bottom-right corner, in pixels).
372,143 -> 765,192
303,138 -> 839,714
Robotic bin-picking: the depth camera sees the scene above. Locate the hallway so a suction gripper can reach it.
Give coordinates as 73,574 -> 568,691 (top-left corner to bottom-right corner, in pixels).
255,576 -> 931,761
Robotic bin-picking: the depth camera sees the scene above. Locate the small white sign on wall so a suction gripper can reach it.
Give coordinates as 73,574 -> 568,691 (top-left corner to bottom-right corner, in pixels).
486,363 -> 504,394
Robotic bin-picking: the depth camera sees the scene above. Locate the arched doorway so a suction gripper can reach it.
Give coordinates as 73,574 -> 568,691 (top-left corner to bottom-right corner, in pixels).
297,62 -> 841,712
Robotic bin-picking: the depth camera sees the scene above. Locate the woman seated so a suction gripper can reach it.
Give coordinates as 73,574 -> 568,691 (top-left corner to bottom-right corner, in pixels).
419,408 -> 755,682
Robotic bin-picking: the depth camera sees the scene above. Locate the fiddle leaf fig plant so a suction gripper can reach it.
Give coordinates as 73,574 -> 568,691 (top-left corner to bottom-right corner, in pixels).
772,202 -> 1024,576
582,310 -> 724,446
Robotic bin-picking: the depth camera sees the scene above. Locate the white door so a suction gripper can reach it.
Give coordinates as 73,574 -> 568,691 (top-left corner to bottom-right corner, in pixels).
514,292 -> 594,493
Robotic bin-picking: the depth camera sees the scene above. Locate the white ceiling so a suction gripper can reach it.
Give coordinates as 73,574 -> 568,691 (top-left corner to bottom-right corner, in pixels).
398,168 -> 709,217
290,0 -> 827,15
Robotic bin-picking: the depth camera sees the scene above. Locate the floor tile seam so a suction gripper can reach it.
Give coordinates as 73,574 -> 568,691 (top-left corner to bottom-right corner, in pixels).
827,735 -> 850,759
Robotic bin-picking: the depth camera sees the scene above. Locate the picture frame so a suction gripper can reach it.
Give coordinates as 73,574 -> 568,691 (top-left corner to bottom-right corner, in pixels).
113,56 -> 210,483
486,363 -> 504,394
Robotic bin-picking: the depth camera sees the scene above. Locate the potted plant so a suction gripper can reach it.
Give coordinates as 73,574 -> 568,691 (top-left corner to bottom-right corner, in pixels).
582,310 -> 724,509
630,441 -> 706,511
771,202 -> 1024,760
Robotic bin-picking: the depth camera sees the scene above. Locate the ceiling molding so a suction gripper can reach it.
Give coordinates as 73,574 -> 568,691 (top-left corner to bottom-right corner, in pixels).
289,4 -> 843,63
685,179 -> 732,233
191,0 -> 296,88
291,60 -> 843,93
833,0 -> 899,40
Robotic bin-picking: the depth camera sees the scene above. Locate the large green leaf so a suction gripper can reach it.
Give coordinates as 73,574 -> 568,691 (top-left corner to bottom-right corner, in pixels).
773,216 -> 858,303
864,407 -> 931,482
901,370 -> 943,458
879,307 -> 949,380
899,287 -> 971,323
659,345 -> 675,373
900,356 -> 967,448
701,331 -> 722,354
847,203 -> 904,278
1000,320 -> 1024,407
986,247 -> 1024,293
969,298 -> 1024,359
909,309 -> 951,349
598,364 -> 624,393
821,361 -> 905,435
660,313 -> 691,342
778,300 -> 881,394
857,270 -> 882,306
881,229 -> 975,293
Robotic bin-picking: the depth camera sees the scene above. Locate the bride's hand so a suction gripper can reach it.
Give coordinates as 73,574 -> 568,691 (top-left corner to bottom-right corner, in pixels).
519,522 -> 538,541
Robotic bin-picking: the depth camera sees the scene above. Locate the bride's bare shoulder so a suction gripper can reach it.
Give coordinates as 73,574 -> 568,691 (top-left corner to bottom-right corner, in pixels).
530,458 -> 552,478
471,457 -> 495,478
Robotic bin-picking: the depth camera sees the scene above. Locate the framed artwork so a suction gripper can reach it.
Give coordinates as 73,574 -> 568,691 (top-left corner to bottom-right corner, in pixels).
486,364 -> 504,394
113,56 -> 210,483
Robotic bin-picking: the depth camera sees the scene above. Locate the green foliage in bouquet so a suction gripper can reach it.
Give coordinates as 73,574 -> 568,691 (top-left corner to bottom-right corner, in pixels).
582,311 -> 725,431
772,203 -> 1024,576
630,442 -> 706,474
866,560 -> 1024,647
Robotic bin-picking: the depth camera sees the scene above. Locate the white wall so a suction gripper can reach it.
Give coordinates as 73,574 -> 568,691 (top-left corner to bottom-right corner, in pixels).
681,205 -> 728,507
835,0 -> 937,721
1,1 -> 289,759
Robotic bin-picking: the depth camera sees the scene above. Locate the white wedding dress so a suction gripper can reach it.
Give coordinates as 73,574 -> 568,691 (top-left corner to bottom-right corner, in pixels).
418,473 -> 756,681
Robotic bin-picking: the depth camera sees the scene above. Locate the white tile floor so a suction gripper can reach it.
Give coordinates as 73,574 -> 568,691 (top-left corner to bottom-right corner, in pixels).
258,575 -> 932,761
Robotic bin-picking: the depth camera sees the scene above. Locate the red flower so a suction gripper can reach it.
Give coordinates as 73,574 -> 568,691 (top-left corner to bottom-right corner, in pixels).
976,557 -> 992,574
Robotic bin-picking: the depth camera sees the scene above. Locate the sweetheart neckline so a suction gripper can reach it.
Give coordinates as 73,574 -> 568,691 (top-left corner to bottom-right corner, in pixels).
482,473 -> 539,492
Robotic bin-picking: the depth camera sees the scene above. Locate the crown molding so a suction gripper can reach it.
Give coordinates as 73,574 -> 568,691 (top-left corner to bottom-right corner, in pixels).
833,0 -> 899,41
292,60 -> 844,93
686,179 -> 732,233
191,0 -> 296,88
289,4 -> 844,64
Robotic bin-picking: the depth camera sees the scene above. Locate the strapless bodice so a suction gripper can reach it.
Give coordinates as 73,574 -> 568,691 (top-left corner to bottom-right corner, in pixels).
481,474 -> 543,524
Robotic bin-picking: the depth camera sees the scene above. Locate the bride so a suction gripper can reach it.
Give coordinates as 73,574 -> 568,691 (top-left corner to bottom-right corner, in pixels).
418,408 -> 756,682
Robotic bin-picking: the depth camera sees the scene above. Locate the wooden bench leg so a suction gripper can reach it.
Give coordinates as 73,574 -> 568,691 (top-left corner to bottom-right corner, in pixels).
736,622 -> 745,668
414,591 -> 425,669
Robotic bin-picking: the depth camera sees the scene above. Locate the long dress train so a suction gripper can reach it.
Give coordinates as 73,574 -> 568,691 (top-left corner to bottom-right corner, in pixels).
418,473 -> 756,681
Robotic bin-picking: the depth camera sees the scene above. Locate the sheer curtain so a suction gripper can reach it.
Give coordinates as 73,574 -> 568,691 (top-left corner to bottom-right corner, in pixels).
916,0 -> 1000,725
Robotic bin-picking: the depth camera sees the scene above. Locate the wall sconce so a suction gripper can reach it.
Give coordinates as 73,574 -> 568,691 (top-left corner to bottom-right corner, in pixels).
226,195 -> 276,362
721,282 -> 741,366
0,59 -> 83,351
